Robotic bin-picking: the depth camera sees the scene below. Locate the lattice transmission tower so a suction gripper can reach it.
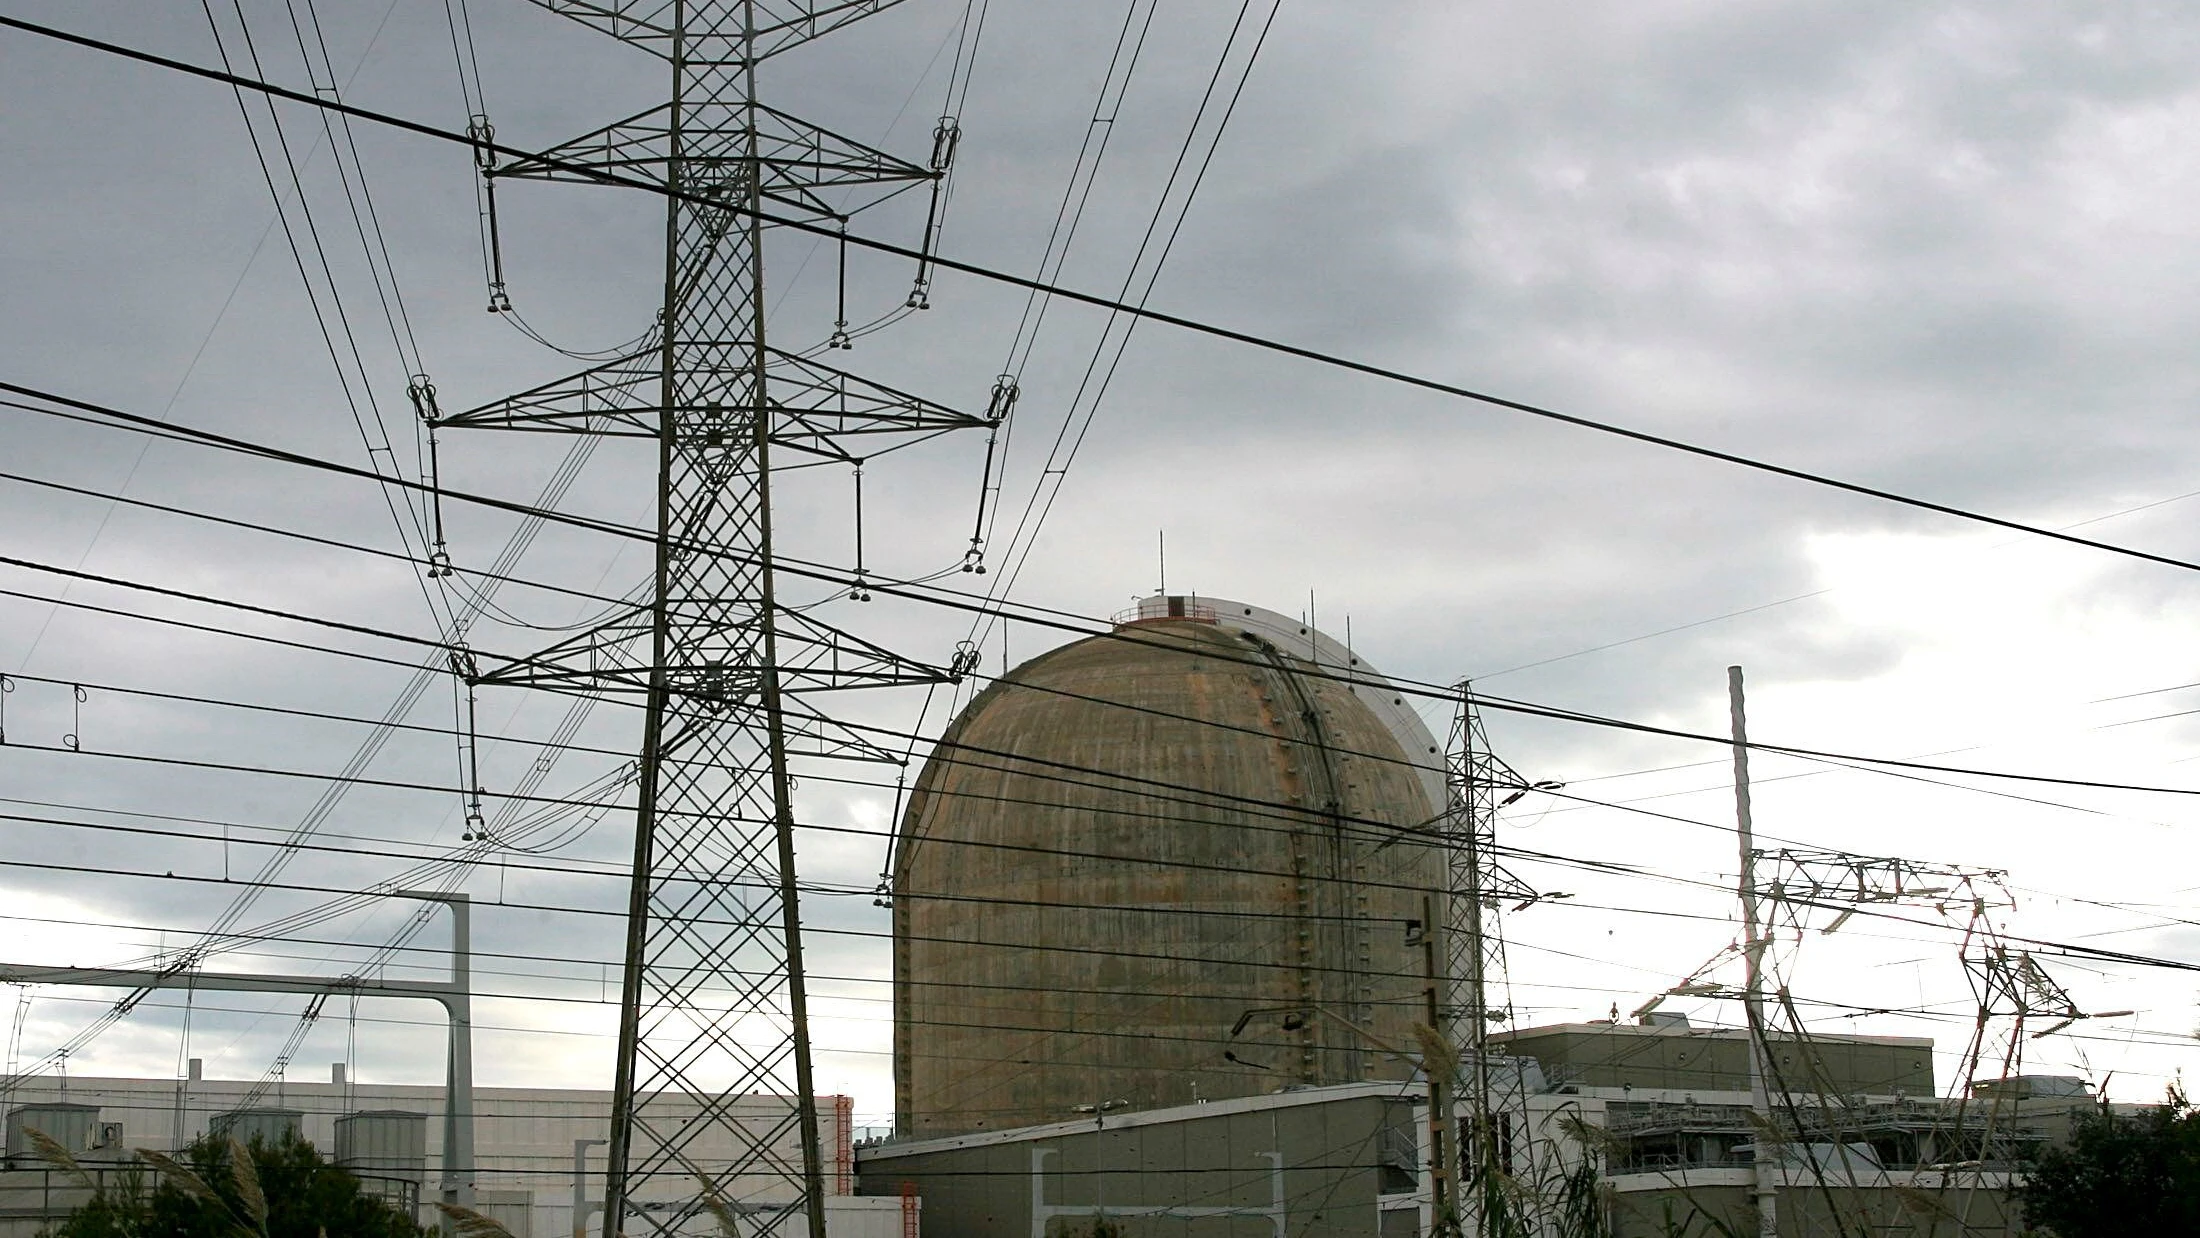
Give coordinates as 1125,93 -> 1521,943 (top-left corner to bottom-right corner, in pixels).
1442,684 -> 1542,1237
434,3 -> 987,1233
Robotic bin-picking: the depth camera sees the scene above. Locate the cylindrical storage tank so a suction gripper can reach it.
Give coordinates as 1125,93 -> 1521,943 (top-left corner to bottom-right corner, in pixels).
210,1107 -> 303,1147
5,1103 -> 100,1164
894,601 -> 1445,1136
335,1110 -> 427,1207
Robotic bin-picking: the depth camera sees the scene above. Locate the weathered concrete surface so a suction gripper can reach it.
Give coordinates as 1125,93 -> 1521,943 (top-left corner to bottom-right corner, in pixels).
859,1083 -> 1419,1238
894,618 -> 1444,1137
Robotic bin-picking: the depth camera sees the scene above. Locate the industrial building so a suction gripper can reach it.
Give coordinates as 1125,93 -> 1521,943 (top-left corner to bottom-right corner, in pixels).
876,595 -> 1444,1232
894,596 -> 1450,1138
861,594 -> 2103,1235
3,596 -> 2095,1236
860,1018 -> 2100,1236
1490,1020 -> 2049,1236
0,1068 -> 904,1237
860,1080 -> 1424,1236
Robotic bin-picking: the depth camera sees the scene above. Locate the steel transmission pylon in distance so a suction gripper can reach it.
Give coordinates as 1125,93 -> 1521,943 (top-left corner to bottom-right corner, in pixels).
436,3 -> 987,1234
1442,683 -> 1541,1237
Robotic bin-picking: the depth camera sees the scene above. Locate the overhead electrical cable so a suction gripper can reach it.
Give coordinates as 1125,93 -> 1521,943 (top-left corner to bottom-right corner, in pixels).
18,446 -> 2173,848
184,2 -> 631,1094
4,727 -> 2189,992
8,409 -> 2200,808
0,470 -> 635,614
14,10 -> 2191,1118
181,1 -> 484,1070
11,12 -> 2200,582
0,894 -> 2050,1040
942,0 -> 1164,601
11,937 -> 2187,1094
2,543 -> 2191,829
194,0 -> 444,626
0,835 -> 2191,986
967,0 -> 1281,660
4,769 -> 2182,1068
7,607 -> 2142,916
5,0 -> 408,677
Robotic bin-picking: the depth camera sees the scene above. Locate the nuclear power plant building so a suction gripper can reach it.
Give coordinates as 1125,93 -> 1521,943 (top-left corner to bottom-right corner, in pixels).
891,595 -> 1450,1138
866,597 -> 2075,1238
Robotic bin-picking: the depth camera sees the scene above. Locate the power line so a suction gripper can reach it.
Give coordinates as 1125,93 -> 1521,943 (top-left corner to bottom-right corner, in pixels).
0,765 -> 2187,988
13,925 -> 2183,1101
14,378 -> 2199,816
195,0 -> 448,637
10,410 -> 2200,809
0,778 -> 2182,1099
18,9 -> 2194,1127
962,0 -> 1280,673
24,646 -> 1638,903
9,535 -> 2197,1020
4,724 -> 2179,976
0,469 -> 636,615
0,644 -> 1761,906
2,535 -> 2190,907
0,550 -> 460,659
10,12 -> 2200,584
0,893 -> 1741,1018
8,400 -> 2191,1086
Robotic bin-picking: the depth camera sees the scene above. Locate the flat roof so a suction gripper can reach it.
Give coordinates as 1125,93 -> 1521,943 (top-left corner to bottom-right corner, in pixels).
860,1080 -> 1418,1162
1499,1022 -> 1932,1049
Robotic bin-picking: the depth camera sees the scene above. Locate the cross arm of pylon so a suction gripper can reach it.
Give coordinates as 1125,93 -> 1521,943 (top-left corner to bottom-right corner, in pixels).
766,350 -> 990,461
1756,848 -> 2016,934
490,101 -> 934,213
436,349 -> 660,435
438,346 -> 983,458
526,1 -> 676,49
458,603 -> 959,700
745,0 -> 919,55
774,608 -> 967,691
461,608 -> 657,694
1630,942 -> 1750,1020
527,0 -> 915,61
1473,862 -> 1541,907
751,101 -> 936,192
486,104 -> 677,180
2017,963 -> 2083,1023
1963,947 -> 2074,1027
775,696 -> 910,765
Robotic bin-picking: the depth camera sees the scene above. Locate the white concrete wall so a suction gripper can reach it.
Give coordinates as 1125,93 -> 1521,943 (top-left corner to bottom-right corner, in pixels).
0,1075 -> 854,1236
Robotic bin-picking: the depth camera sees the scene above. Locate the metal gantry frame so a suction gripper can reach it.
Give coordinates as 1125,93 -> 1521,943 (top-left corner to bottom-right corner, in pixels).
0,892 -> 474,1226
1727,835 -> 2121,1235
434,3 -> 988,1232
1624,671 -> 2038,1238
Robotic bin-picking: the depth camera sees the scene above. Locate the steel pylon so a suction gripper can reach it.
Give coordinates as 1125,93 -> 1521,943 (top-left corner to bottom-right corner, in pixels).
1441,684 -> 1539,1238
1441,686 -> 1536,1047
439,3 -> 985,1233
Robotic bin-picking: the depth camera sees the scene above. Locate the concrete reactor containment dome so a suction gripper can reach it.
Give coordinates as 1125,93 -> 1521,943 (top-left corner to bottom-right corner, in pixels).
893,595 -> 1447,1137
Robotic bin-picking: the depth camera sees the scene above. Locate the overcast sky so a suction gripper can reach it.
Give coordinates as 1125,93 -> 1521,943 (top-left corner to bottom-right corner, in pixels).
4,0 -> 2200,1129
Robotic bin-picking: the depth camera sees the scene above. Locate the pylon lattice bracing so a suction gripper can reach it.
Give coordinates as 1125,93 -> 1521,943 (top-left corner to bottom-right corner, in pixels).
441,3 -> 981,1232
1442,685 -> 1537,1238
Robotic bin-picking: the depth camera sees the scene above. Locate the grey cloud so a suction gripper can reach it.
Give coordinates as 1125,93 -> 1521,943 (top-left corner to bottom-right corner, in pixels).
7,0 -> 2200,1108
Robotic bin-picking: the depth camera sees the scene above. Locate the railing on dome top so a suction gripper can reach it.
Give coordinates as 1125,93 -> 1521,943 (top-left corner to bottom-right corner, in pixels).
1112,595 -> 1219,626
